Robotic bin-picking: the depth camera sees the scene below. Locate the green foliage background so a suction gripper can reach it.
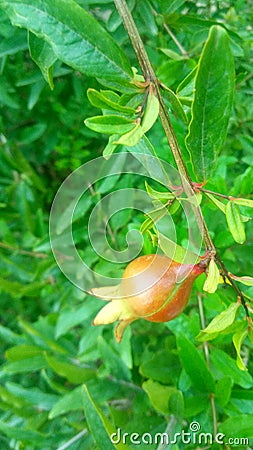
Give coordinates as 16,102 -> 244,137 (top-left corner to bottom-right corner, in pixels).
0,1 -> 253,448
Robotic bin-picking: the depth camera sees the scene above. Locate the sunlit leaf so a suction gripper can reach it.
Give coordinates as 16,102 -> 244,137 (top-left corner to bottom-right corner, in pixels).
226,201 -> 246,244
0,0 -> 132,80
186,26 -> 235,181
203,258 -> 220,293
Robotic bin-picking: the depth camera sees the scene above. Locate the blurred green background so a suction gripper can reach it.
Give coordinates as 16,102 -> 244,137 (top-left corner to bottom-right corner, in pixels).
0,1 -> 253,448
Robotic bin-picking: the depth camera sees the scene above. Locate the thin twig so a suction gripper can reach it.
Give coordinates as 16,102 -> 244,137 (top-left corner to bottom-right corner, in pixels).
88,181 -> 119,251
56,428 -> 88,450
157,415 -> 177,450
114,0 -> 215,253
200,188 -> 229,199
197,293 -> 209,365
0,242 -> 48,259
108,375 -> 143,392
197,293 -> 218,438
113,0 -> 250,319
215,255 -> 250,318
162,22 -> 188,57
151,7 -> 188,57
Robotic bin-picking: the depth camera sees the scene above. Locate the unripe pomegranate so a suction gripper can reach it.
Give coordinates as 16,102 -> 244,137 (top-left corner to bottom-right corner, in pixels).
91,254 -> 206,342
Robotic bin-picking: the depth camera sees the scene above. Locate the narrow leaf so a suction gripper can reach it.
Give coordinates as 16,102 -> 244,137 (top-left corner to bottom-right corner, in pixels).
115,123 -> 144,146
0,0 -> 132,80
87,89 -> 136,115
215,376 -> 233,407
211,348 -> 252,388
0,420 -> 45,444
203,258 -> 220,293
28,32 -> 56,89
169,390 -> 184,419
177,334 -> 215,393
186,25 -> 235,181
226,201 -> 246,244
45,355 -> 96,384
204,192 -> 226,214
145,181 -> 175,201
141,90 -> 160,133
82,385 -> 129,450
206,193 -> 250,222
221,415 -> 253,439
84,115 -> 135,134
142,379 -> 176,415
162,84 -> 188,123
233,327 -> 248,371
158,233 -> 200,265
229,272 -> 253,287
232,197 -> 253,208
103,134 -> 119,159
197,302 -> 241,339
49,386 -> 83,419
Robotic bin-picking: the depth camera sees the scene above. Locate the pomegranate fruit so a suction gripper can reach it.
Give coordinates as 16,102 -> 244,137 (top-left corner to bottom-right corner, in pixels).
91,254 -> 206,342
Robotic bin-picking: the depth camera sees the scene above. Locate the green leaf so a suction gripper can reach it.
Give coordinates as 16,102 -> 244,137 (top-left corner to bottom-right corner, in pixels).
3,355 -> 48,373
221,414 -> 253,439
158,233 -> 200,265
103,134 -> 119,159
5,344 -> 43,361
197,302 -> 241,341
0,420 -> 45,444
55,303 -> 98,338
205,192 -> 251,224
0,325 -> 22,345
229,273 -> 253,287
115,123 -> 144,146
233,326 -> 248,371
6,382 -> 59,410
210,348 -> 253,389
204,192 -> 226,214
162,84 -> 188,123
176,66 -> 197,97
168,390 -> 184,420
139,350 -> 180,384
0,385 -> 32,410
184,394 -> 209,416
45,355 -> 96,384
145,181 -> 175,201
203,259 -> 220,294
82,385 -> 129,450
28,32 -> 56,89
0,29 -> 27,57
177,334 -> 215,393
4,146 -> 45,191
87,89 -> 136,115
0,0 -> 132,80
97,336 -> 130,381
161,0 -> 186,14
141,89 -> 160,133
49,386 -> 83,419
186,25 -> 235,181
84,115 -> 135,134
142,379 -> 176,415
215,376 -> 233,407
232,197 -> 253,208
226,201 -> 246,244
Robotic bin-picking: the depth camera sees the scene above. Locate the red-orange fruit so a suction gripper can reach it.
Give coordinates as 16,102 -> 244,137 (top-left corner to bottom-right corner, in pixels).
120,254 -> 204,322
91,253 -> 205,342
